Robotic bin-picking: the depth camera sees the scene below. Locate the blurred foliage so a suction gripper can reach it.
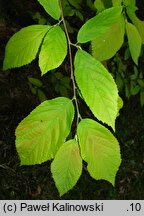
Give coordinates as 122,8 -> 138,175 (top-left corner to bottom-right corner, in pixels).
110,46 -> 144,106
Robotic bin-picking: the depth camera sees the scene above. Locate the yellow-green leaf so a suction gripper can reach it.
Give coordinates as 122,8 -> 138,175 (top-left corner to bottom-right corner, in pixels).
39,26 -> 67,75
74,50 -> 118,130
51,139 -> 82,196
126,22 -> 142,65
77,119 -> 121,185
77,6 -> 122,43
16,97 -> 74,165
37,0 -> 60,20
112,0 -> 122,6
94,0 -> 105,13
126,6 -> 144,44
92,15 -> 125,61
3,25 -> 51,70
124,0 -> 136,6
117,95 -> 123,117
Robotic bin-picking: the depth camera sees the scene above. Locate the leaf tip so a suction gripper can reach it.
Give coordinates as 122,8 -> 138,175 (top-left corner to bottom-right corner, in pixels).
59,190 -> 65,197
3,59 -> 9,71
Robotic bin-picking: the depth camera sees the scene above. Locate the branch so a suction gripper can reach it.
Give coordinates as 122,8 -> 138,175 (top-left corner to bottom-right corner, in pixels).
59,0 -> 81,127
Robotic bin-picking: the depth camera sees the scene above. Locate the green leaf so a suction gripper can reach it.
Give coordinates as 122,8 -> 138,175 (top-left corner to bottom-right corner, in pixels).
124,47 -> 131,60
75,10 -> 84,21
94,0 -> 112,10
16,97 -> 74,165
137,79 -> 144,88
77,119 -> 121,185
28,77 -> 43,87
102,0 -> 113,8
86,0 -> 96,12
124,0 -> 136,6
51,139 -> 82,196
140,90 -> 144,107
130,84 -> 140,95
39,26 -> 67,75
112,0 -> 122,6
126,6 -> 144,44
68,0 -> 82,9
74,50 -> 118,130
63,6 -> 75,17
92,15 -> 125,61
117,95 -> 123,117
94,0 -> 105,13
3,25 -> 51,71
116,73 -> 124,92
37,89 -> 47,102
77,6 -> 122,43
126,22 -> 142,65
37,0 -> 60,20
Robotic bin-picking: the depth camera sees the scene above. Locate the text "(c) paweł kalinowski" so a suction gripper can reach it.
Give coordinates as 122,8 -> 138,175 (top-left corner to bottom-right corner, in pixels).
20,202 -> 104,212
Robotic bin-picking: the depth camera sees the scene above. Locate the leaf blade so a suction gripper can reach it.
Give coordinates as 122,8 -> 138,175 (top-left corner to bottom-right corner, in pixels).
16,97 -> 74,165
74,50 -> 118,130
92,15 -> 125,61
3,25 -> 51,70
77,119 -> 121,185
126,6 -> 144,44
77,6 -> 122,43
112,0 -> 122,6
37,0 -> 60,20
126,22 -> 142,65
51,139 -> 82,196
39,26 -> 67,75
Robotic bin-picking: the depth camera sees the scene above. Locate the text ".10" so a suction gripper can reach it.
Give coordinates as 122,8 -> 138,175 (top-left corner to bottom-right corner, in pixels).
130,203 -> 141,211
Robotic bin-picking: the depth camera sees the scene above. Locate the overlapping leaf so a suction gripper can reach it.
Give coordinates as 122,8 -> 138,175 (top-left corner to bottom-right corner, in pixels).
94,0 -> 105,13
124,0 -> 136,6
117,95 -> 123,117
140,90 -> 144,106
112,0 -> 122,6
51,139 -> 82,196
77,119 -> 121,185
3,25 -> 51,70
37,0 -> 60,20
74,50 -> 118,130
39,26 -> 67,75
126,22 -> 142,65
94,0 -> 112,12
68,0 -> 82,9
77,6 -> 122,43
16,97 -> 74,165
92,15 -> 125,61
126,6 -> 144,44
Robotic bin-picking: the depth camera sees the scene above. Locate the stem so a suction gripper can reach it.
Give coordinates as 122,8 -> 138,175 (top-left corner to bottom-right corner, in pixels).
59,0 -> 81,127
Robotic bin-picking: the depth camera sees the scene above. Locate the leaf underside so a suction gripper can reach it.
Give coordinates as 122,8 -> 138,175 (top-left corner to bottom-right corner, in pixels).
126,6 -> 144,44
74,50 -> 118,130
16,97 -> 74,165
39,26 -> 67,75
126,22 -> 142,65
77,118 -> 121,185
92,15 -> 125,61
77,6 -> 122,43
37,0 -> 60,20
3,25 -> 51,70
51,139 -> 82,196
